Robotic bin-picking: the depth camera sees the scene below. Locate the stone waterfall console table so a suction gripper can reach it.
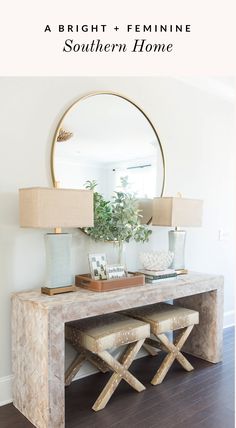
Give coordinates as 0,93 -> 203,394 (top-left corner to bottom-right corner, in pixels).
11,272 -> 224,428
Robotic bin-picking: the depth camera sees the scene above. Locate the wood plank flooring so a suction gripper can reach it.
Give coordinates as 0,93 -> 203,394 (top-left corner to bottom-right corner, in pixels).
0,327 -> 234,428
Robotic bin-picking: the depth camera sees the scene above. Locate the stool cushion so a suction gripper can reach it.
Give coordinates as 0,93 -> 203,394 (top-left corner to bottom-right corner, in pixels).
66,313 -> 150,353
123,303 -> 199,334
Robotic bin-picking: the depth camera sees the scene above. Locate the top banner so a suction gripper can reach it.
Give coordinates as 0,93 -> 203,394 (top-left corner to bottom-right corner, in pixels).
0,0 -> 235,75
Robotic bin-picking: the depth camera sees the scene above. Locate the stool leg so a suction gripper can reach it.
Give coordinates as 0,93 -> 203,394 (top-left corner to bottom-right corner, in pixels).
93,339 -> 145,411
144,337 -> 165,353
151,351 -> 176,385
143,343 -> 158,356
65,352 -> 87,386
65,348 -> 110,386
175,352 -> 194,372
87,353 -> 110,373
151,325 -> 195,386
70,343 -> 110,373
174,326 -> 194,371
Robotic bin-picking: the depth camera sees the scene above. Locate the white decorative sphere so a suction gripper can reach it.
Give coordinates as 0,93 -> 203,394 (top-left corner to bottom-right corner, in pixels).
139,251 -> 174,271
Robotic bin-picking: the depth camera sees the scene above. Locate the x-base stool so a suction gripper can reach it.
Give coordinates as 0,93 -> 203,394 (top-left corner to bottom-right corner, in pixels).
123,302 -> 199,385
65,312 -> 150,411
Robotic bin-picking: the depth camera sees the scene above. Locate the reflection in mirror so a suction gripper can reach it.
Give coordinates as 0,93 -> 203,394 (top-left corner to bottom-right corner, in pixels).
51,93 -> 165,221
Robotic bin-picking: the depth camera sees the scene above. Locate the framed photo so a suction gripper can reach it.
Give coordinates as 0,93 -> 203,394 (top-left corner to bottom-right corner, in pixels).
106,264 -> 127,280
88,253 -> 107,280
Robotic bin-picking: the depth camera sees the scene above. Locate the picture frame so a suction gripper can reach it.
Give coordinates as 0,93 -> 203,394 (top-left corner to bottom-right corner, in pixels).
106,264 -> 127,280
88,253 -> 107,280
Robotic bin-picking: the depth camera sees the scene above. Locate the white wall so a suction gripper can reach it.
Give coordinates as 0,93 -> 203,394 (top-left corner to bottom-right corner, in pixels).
0,77 -> 235,405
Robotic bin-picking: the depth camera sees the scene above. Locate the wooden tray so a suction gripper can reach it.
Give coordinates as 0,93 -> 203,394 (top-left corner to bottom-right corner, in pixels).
75,272 -> 145,292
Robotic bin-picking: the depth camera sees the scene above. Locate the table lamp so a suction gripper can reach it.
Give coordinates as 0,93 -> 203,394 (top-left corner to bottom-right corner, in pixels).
19,187 -> 93,295
138,198 -> 153,224
152,196 -> 203,271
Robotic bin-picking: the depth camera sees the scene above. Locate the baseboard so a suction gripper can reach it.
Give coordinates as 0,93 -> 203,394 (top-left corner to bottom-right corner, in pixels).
224,310 -> 235,328
0,313 -> 234,407
0,375 -> 13,406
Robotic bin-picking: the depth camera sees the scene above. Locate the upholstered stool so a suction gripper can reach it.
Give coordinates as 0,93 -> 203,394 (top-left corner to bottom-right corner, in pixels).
65,313 -> 150,411
123,303 -> 199,385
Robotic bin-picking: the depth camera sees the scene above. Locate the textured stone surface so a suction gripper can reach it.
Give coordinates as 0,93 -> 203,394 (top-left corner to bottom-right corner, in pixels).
11,299 -> 49,427
174,287 -> 224,363
11,272 -> 224,428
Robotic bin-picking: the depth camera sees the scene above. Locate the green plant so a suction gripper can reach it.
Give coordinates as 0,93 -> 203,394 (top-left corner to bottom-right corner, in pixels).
82,180 -> 152,246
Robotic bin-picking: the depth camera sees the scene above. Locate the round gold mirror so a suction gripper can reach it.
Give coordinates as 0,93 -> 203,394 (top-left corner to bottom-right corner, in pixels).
51,92 -> 165,224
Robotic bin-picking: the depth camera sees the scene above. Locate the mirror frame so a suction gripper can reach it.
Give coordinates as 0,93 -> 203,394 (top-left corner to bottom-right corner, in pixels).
51,91 -> 165,198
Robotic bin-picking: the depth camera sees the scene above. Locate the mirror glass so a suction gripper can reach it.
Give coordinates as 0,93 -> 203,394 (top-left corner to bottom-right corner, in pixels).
51,93 -> 165,221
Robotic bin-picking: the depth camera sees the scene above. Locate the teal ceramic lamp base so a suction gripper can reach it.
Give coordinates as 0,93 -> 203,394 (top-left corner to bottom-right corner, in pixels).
168,229 -> 186,270
44,233 -> 74,288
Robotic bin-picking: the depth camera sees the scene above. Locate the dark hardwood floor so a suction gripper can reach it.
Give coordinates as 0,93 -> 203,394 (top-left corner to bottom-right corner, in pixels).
0,327 -> 234,428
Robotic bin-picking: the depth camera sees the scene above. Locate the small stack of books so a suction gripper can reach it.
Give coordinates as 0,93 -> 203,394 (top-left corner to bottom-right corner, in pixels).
138,268 -> 177,284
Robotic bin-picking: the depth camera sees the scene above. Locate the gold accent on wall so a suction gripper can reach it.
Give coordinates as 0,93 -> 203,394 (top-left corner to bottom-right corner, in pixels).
57,128 -> 73,142
50,91 -> 166,197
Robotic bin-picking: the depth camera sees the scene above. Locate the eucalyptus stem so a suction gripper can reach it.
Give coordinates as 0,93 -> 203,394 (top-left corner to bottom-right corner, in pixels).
83,179 -> 152,245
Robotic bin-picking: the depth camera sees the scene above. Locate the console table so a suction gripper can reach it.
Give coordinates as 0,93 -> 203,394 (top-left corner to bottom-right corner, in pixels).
11,272 -> 224,428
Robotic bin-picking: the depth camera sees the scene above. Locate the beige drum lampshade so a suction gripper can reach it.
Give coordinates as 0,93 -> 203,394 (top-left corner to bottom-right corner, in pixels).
19,187 -> 94,228
152,197 -> 203,227
138,198 -> 153,224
